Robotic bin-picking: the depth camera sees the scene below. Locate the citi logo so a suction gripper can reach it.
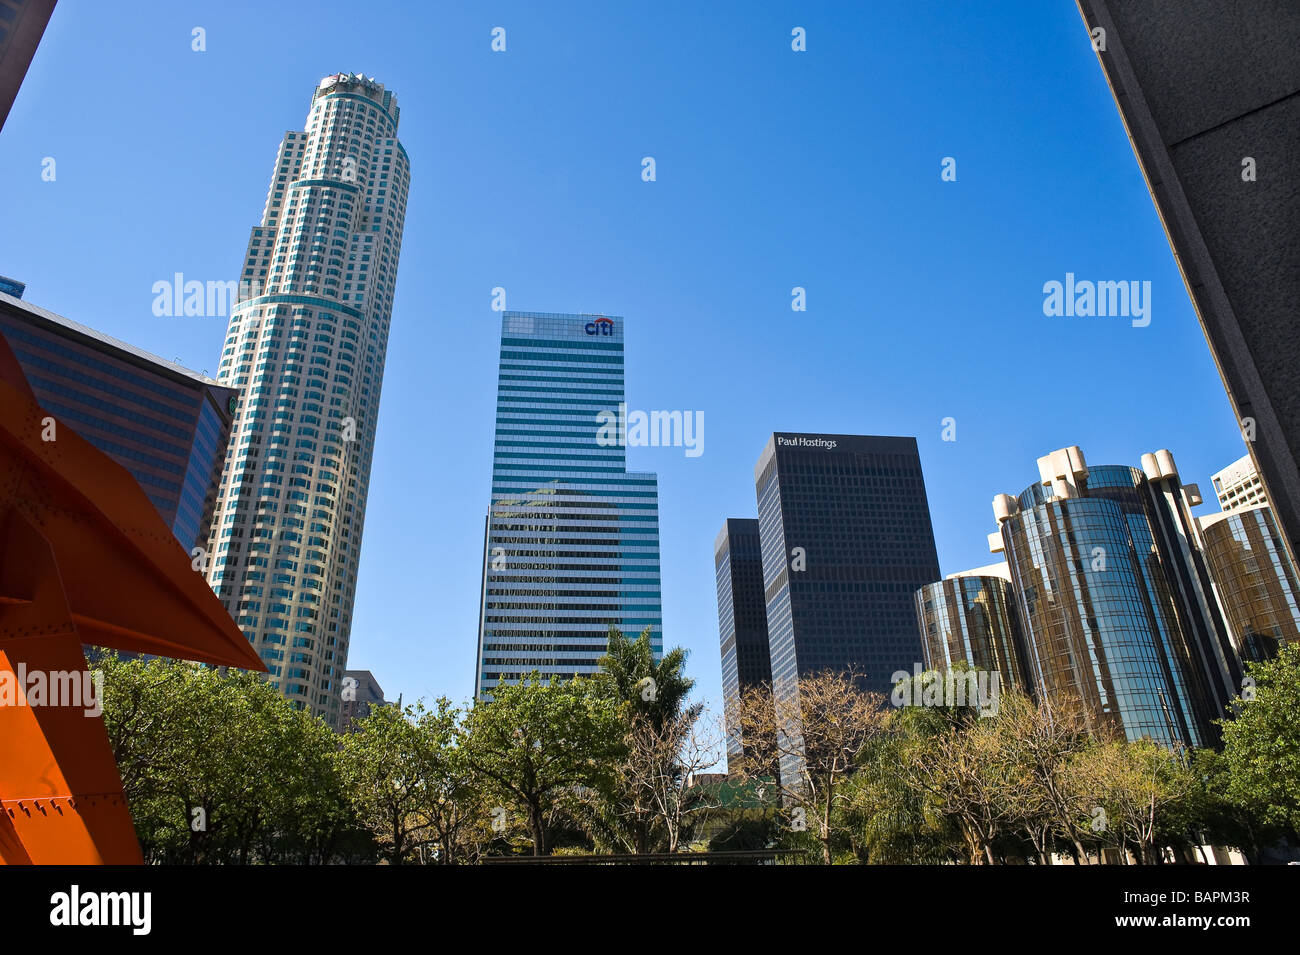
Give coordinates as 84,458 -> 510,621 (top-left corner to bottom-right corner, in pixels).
585,316 -> 614,336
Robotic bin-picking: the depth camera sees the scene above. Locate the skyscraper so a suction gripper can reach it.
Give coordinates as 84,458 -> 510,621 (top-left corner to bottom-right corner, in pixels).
339,669 -> 388,734
205,73 -> 410,727
0,289 -> 235,554
991,446 -> 1223,748
475,311 -> 662,697
714,517 -> 774,770
755,433 -> 941,700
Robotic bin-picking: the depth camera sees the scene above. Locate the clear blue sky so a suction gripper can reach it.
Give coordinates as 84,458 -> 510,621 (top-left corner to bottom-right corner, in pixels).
0,1 -> 1247,716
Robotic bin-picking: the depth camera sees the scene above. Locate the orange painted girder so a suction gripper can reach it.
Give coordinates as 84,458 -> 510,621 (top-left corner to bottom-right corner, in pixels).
0,330 -> 264,865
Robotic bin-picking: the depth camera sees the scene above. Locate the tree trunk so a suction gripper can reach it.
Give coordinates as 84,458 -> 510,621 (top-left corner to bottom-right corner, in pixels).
529,802 -> 546,856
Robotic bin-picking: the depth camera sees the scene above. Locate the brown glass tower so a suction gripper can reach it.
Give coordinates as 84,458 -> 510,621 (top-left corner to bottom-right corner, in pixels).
1201,506 -> 1300,664
991,447 -> 1223,747
914,573 -> 1029,692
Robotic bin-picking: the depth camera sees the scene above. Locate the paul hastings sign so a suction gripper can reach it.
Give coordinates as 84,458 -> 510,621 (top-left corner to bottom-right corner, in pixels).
776,435 -> 839,450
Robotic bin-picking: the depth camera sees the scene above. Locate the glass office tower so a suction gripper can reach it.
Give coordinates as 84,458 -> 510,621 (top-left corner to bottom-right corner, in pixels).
992,446 -> 1219,748
755,433 -> 940,785
1201,505 -> 1300,664
715,517 -> 774,769
756,433 -> 940,700
0,291 -> 235,553
914,573 -> 1029,691
205,74 -> 410,728
475,311 -> 662,697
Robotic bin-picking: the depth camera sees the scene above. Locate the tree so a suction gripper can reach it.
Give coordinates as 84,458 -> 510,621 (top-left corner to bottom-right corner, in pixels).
736,671 -> 889,864
904,713 -> 1011,864
583,628 -> 710,854
1174,747 -> 1276,864
1072,738 -> 1195,864
841,722 -> 963,864
412,699 -> 485,865
336,698 -> 486,865
338,701 -> 437,864
459,673 -> 624,856
620,707 -> 724,852
1220,644 -> 1300,842
995,690 -> 1106,864
595,624 -> 695,731
98,655 -> 362,864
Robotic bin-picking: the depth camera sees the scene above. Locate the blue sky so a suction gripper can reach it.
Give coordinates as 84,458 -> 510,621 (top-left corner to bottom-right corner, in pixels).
0,1 -> 1248,716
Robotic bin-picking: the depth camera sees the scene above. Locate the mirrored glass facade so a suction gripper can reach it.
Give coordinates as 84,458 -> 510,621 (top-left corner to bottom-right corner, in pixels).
475,311 -> 662,697
914,575 -> 1028,690
1000,491 -> 1211,748
1202,506 -> 1300,664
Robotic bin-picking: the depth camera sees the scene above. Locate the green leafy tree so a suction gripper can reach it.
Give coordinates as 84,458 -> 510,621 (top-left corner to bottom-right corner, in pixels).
595,625 -> 695,731
99,655 -> 362,864
841,716 -> 964,864
1220,644 -> 1300,842
460,673 -> 624,855
338,698 -> 480,864
586,627 -> 711,854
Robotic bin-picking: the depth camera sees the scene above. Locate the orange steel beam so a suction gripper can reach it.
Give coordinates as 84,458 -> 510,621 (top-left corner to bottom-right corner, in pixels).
0,331 -> 264,864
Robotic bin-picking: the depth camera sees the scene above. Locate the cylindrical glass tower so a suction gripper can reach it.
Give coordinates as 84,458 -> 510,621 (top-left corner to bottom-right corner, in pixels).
1202,506 -> 1300,663
914,575 -> 1029,691
1000,494 -> 1207,748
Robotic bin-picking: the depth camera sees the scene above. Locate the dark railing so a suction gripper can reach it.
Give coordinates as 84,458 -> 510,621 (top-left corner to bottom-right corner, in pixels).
482,849 -> 808,865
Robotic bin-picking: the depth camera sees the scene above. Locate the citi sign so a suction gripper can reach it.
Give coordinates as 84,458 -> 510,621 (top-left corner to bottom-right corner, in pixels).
585,316 -> 614,336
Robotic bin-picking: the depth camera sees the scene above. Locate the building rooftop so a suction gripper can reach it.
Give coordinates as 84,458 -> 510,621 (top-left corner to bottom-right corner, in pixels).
0,290 -> 225,388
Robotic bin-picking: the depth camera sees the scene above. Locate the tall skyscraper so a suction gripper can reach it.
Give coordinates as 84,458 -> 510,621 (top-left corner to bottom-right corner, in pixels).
0,289 -> 235,554
475,312 -> 662,697
991,446 -> 1225,748
755,433 -> 941,702
205,73 -> 410,727
714,517 -> 774,770
0,0 -> 56,130
1075,1 -> 1300,573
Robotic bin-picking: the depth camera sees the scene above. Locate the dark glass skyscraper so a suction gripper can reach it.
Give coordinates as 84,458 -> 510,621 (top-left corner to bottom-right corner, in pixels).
0,0 -> 56,131
714,517 -> 773,769
755,433 -> 941,701
0,290 -> 235,554
475,311 -> 662,697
